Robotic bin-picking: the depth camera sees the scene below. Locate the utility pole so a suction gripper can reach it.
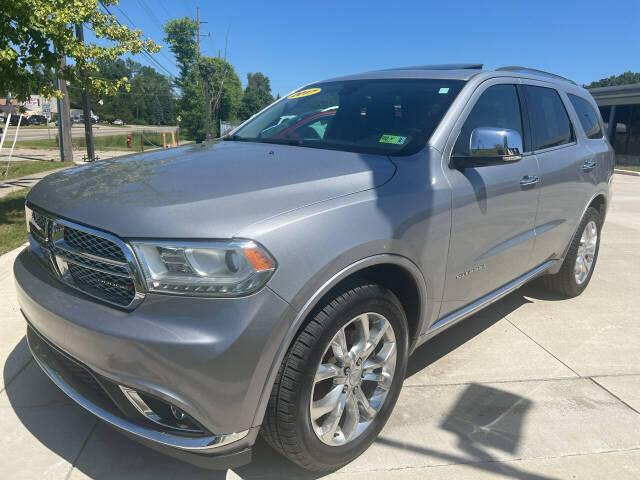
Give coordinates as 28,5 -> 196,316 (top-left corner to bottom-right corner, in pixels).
55,51 -> 73,163
196,7 -> 212,138
75,23 -> 95,161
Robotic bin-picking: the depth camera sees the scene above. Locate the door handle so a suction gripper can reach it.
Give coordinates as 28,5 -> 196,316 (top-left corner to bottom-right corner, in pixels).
520,175 -> 540,187
582,161 -> 597,172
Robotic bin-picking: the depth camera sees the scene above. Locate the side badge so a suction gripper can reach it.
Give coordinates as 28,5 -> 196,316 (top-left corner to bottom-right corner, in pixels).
456,264 -> 486,280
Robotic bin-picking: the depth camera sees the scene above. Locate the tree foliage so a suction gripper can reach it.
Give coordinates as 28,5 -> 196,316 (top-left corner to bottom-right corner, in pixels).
163,17 -> 198,85
68,58 -> 174,124
164,18 -> 242,141
200,57 -> 242,133
0,0 -> 159,101
585,71 -> 640,89
239,72 -> 274,120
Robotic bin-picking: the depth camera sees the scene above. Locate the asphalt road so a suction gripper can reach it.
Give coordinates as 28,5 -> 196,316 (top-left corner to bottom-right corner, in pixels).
0,174 -> 638,479
3,124 -> 178,141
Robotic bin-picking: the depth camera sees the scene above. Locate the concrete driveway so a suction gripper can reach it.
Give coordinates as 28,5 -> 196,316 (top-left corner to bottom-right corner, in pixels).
1,175 -> 639,479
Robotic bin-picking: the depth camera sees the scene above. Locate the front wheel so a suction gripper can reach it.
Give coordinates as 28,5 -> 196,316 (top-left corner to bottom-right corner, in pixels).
261,281 -> 408,471
542,206 -> 602,297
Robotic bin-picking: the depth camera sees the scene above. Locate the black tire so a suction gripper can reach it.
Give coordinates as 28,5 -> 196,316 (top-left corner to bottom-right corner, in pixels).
542,206 -> 602,297
261,281 -> 409,471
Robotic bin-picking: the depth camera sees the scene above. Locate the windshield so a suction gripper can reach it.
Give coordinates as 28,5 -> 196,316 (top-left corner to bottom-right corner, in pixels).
229,79 -> 465,155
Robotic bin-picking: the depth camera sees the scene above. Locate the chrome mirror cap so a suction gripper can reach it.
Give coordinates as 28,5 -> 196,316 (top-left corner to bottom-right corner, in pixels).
470,127 -> 523,161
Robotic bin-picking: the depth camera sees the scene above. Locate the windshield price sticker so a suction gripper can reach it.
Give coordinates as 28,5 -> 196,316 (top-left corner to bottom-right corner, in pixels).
379,134 -> 407,145
288,88 -> 322,99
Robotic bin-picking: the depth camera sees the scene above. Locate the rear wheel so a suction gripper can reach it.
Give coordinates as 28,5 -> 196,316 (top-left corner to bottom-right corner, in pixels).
261,281 -> 408,471
542,206 -> 601,297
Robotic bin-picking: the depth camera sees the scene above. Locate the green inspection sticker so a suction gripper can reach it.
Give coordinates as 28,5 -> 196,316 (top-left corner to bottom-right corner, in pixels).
439,87 -> 450,94
379,134 -> 407,145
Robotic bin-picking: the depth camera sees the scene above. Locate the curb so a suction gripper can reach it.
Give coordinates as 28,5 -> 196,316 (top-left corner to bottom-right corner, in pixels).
614,168 -> 640,177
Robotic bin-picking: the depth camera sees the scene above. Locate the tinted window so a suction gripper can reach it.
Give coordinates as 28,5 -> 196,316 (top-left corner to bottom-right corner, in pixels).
232,79 -> 465,156
612,105 -> 631,154
453,84 -> 523,155
627,106 -> 640,156
525,86 -> 574,150
568,94 -> 603,139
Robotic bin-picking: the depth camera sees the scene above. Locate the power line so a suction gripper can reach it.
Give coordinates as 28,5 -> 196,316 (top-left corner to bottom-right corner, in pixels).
100,2 -> 175,79
111,4 -> 174,77
136,0 -> 165,33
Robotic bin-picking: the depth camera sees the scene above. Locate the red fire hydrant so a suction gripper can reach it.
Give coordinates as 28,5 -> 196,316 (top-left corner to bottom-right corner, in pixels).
126,134 -> 132,148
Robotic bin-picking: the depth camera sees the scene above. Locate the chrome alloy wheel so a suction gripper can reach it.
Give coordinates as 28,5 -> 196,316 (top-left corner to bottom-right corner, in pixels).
310,312 -> 397,446
575,220 -> 598,285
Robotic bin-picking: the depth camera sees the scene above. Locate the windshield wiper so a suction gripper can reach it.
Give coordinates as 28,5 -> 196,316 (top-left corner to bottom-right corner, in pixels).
223,135 -> 263,142
258,138 -> 302,146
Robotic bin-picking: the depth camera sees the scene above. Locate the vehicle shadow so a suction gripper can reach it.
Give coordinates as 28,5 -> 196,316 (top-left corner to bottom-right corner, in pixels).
3,285 -> 551,479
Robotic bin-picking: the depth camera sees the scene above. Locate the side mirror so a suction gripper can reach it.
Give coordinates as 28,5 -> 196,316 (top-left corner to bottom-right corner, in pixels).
453,127 -> 523,168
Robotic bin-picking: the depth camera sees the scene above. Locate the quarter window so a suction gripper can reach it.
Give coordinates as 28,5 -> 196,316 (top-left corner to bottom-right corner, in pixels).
568,94 -> 603,139
525,86 -> 574,150
454,84 -> 524,155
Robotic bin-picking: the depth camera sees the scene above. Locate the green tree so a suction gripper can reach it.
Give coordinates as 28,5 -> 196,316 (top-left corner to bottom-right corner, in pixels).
68,58 -> 175,125
239,72 -> 274,120
200,57 -> 242,135
585,71 -> 640,89
164,17 -> 242,140
163,17 -> 198,86
0,0 -> 159,101
164,17 -> 202,140
130,66 -> 175,125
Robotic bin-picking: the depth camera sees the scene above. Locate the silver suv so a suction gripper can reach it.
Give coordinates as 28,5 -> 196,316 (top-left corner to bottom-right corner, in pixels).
15,64 -> 613,471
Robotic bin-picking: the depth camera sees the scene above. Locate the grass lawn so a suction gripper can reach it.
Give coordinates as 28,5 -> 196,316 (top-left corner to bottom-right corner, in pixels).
0,160 -> 69,181
617,164 -> 640,172
0,188 -> 29,256
14,131 -> 173,151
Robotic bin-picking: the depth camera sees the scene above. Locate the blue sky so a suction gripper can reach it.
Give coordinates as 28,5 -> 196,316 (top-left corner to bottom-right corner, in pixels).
109,0 -> 639,94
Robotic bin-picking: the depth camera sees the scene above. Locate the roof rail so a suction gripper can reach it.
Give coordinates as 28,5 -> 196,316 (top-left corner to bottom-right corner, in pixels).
496,66 -> 577,85
382,63 -> 483,71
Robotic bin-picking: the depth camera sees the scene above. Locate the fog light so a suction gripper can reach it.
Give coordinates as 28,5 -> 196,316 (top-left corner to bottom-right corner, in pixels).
171,405 -> 186,421
119,385 -> 203,434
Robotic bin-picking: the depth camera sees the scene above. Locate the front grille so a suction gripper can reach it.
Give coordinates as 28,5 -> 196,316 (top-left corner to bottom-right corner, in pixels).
32,211 -> 47,231
64,228 -> 127,262
27,206 -> 144,309
68,263 -> 136,306
52,245 -> 130,276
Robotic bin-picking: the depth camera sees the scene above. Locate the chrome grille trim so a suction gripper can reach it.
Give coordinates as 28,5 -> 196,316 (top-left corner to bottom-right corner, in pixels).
26,204 -> 146,310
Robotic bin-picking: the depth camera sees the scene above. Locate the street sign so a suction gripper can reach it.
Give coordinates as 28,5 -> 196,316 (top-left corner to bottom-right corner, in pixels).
42,104 -> 51,114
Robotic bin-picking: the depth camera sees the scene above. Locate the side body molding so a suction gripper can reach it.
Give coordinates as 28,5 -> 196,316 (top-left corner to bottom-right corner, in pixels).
252,254 -> 429,428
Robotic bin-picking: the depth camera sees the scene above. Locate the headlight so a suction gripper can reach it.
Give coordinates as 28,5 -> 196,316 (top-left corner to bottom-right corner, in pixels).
131,240 -> 276,297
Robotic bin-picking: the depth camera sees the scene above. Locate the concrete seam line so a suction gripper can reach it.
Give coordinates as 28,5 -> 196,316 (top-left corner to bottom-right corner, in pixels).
403,375 -> 594,389
327,446 -> 640,476
614,169 -> 640,177
64,419 -> 99,480
0,357 -> 33,396
496,307 -> 582,378
589,377 -> 640,415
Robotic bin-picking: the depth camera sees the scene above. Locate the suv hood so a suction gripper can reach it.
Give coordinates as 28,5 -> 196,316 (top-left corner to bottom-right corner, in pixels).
27,141 -> 396,238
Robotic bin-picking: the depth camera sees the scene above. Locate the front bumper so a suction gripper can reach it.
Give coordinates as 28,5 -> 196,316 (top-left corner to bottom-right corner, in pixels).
14,248 -> 295,468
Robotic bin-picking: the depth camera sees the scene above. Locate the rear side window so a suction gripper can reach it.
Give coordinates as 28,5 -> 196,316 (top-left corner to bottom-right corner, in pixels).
568,94 -> 603,139
524,86 -> 574,150
453,84 -> 524,155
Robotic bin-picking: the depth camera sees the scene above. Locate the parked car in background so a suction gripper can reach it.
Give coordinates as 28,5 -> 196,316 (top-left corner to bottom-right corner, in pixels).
9,115 -> 29,126
112,119 -> 124,125
16,64 -> 613,472
27,115 -> 47,126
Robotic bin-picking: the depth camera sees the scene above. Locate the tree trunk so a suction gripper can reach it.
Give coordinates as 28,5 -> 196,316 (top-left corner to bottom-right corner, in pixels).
57,56 -> 73,163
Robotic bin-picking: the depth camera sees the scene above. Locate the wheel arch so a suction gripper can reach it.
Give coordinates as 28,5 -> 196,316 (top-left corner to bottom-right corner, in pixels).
252,254 -> 429,428
549,190 -> 608,275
